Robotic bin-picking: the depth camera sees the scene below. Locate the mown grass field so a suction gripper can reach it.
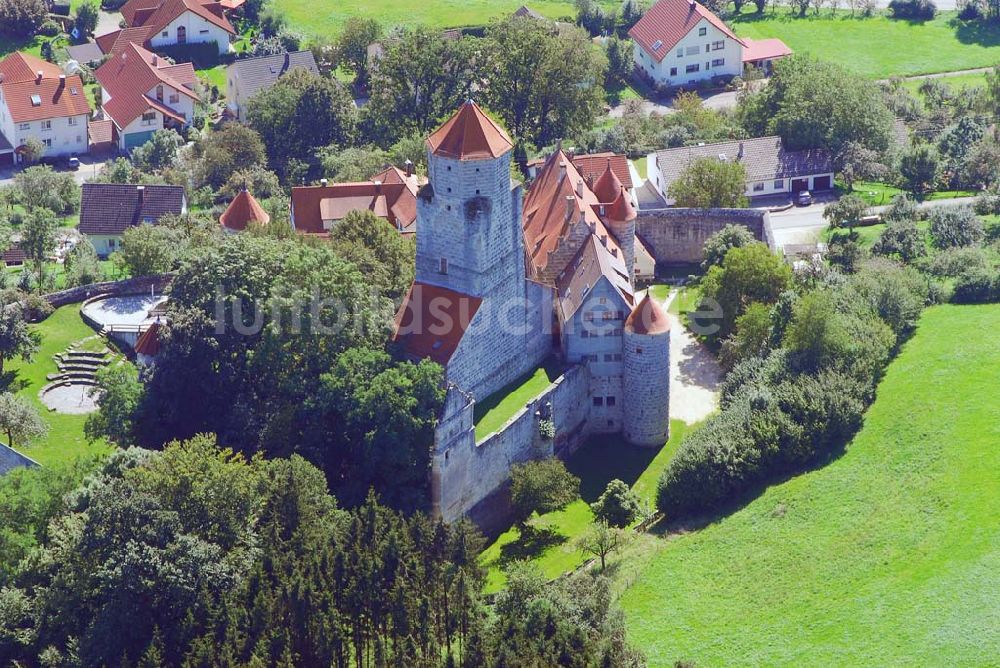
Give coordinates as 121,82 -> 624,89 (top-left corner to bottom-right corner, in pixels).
900,71 -> 989,96
732,10 -> 1000,79
278,0 -> 615,37
481,420 -> 690,592
620,304 -> 1000,666
473,359 -> 562,441
6,305 -> 111,467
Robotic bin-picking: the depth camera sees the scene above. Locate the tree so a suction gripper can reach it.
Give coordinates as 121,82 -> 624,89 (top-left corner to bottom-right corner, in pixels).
509,458 -> 580,529
782,290 -> 853,372
590,478 -> 642,528
823,194 -> 870,237
84,363 -> 143,446
329,209 -> 415,299
247,69 -> 356,179
605,36 -> 633,88
18,137 -> 43,165
0,301 -> 38,374
928,206 -> 984,249
20,208 -> 58,288
620,0 -> 647,28
739,55 -> 893,155
335,17 -> 381,89
0,0 -> 47,36
872,219 -> 926,262
130,129 -> 183,173
577,521 -> 629,571
702,224 -> 757,269
899,143 -> 941,197
669,157 -> 749,208
318,144 -> 391,182
0,392 -> 47,448
118,224 -> 188,276
194,123 -> 266,189
719,301 -> 774,370
482,18 -> 607,147
363,27 -> 479,145
63,236 -> 102,287
92,157 -> 144,184
217,165 -> 282,202
835,141 -> 887,192
14,166 -> 79,214
74,0 -> 99,36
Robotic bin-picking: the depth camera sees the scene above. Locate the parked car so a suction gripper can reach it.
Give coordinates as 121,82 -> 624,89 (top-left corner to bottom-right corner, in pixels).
796,190 -> 813,206
67,156 -> 80,171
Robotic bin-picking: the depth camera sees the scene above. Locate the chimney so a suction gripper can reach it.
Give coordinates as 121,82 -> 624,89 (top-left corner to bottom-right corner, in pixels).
564,195 -> 574,222
404,159 -> 413,177
320,178 -> 329,187
588,220 -> 596,233
738,142 -> 744,159
36,70 -> 43,83
689,0 -> 695,8
136,185 -> 145,206
152,55 -> 158,66
559,160 -> 567,181
576,179 -> 584,198
599,204 -> 606,217
600,234 -> 608,247
373,179 -> 382,194
58,74 -> 65,87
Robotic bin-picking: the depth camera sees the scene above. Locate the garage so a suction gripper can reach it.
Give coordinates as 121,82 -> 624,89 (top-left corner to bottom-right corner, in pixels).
791,178 -> 809,192
812,175 -> 832,190
0,151 -> 12,167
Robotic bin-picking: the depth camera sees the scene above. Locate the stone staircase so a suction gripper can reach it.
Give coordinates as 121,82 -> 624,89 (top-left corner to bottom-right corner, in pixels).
46,338 -> 113,388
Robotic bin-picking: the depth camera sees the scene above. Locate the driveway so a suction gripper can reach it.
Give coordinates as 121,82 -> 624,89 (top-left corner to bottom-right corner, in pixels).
0,155 -> 109,187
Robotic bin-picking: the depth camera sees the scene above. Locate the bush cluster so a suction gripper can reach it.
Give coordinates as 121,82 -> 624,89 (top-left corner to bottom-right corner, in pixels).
888,0 -> 937,19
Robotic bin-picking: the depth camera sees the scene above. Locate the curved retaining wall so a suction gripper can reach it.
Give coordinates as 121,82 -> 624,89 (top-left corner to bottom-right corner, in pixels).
45,274 -> 173,310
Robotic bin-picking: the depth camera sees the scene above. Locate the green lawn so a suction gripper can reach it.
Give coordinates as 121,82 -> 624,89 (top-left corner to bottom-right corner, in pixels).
901,71 -> 989,96
732,9 -> 1000,79
473,358 -> 562,441
842,180 -> 976,207
480,420 -> 690,592
620,304 -> 1000,666
821,219 -> 932,251
6,305 -> 112,467
278,0 -> 615,37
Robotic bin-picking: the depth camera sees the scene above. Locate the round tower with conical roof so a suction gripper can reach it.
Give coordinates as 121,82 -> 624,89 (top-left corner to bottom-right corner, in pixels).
623,293 -> 671,447
593,159 -> 637,280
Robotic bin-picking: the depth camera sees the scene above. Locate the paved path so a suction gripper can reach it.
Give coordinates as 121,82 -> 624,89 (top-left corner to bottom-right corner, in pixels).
656,289 -> 721,425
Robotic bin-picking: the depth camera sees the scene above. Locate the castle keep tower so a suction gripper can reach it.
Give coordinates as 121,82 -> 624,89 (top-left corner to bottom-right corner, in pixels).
623,294 -> 671,447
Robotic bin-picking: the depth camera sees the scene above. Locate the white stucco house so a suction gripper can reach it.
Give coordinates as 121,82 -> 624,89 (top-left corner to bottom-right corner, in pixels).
95,0 -> 237,57
629,0 -> 791,89
94,43 -> 199,152
0,52 -> 91,165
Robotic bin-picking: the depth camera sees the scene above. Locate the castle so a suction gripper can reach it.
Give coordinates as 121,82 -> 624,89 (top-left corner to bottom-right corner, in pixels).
393,101 -> 673,525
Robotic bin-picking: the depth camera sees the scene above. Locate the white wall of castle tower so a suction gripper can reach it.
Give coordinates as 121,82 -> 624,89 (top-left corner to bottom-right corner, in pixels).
623,327 -> 671,447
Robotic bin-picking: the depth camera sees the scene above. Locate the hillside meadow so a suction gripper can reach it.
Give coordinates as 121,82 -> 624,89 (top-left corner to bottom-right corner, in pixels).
620,304 -> 1000,666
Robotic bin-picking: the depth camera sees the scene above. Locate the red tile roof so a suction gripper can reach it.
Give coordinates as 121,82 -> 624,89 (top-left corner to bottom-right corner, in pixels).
426,101 -> 513,160
629,0 -> 744,63
122,0 -> 234,35
95,42 -> 198,129
291,166 -> 420,235
392,282 -> 482,365
95,26 -> 155,56
134,320 -> 162,356
0,53 -> 91,124
741,38 -> 793,63
573,152 -> 633,191
592,158 -> 624,203
522,149 -> 622,276
626,293 -> 671,335
220,189 -> 270,231
603,188 -> 637,222
88,118 -> 115,146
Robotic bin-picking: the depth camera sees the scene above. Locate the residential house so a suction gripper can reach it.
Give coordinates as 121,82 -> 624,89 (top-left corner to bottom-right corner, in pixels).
78,183 -> 187,257
219,187 -> 269,233
0,52 -> 91,165
225,51 -> 318,122
290,164 -> 422,236
629,0 -> 791,88
94,43 -> 198,152
96,0 -> 236,56
648,136 -> 834,203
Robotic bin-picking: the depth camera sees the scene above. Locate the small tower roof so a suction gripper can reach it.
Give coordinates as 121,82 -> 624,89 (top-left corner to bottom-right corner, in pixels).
604,187 -> 637,222
626,293 -> 671,335
134,320 -> 162,356
593,158 -> 624,203
426,101 -> 513,160
220,189 -> 270,231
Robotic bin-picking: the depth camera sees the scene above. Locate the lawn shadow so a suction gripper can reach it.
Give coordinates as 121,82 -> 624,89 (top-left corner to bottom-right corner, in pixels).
0,371 -> 29,394
498,525 -> 567,565
565,435 -> 661,503
950,16 -> 1000,47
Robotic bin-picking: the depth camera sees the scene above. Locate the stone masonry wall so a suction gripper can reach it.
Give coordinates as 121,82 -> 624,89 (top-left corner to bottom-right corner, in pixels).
635,208 -> 770,266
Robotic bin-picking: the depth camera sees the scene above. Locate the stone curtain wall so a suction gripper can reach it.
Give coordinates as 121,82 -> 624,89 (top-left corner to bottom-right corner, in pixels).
45,274 -> 173,309
434,364 -> 591,528
635,208 -> 771,266
0,443 -> 39,476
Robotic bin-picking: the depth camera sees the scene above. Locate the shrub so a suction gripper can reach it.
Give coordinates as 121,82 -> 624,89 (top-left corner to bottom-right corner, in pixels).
37,19 -> 61,36
888,0 -> 937,19
0,0 -> 48,35
590,479 -> 642,528
957,0 -> 983,19
701,224 -> 756,270
21,294 -> 53,322
847,260 -> 929,339
918,246 -> 992,278
952,269 -> 999,304
872,219 -> 927,263
928,206 -> 984,249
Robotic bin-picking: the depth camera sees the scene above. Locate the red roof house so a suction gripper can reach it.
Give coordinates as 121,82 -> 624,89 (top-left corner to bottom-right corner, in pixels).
98,0 -> 236,56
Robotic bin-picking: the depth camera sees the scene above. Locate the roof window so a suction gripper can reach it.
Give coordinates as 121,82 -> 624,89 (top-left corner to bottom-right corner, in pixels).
651,39 -> 663,51
30,94 -> 41,107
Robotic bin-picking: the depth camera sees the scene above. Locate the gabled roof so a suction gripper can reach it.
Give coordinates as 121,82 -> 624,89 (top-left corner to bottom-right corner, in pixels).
78,183 -> 185,236
426,101 -> 513,160
95,26 -> 155,56
227,51 -> 318,103
572,152 -> 633,190
654,136 -> 832,194
88,118 -> 115,145
392,282 -> 482,365
220,189 -> 270,231
629,0 -> 744,63
291,166 -> 420,235
626,293 -> 670,335
557,234 -> 634,323
741,38 -> 792,63
122,0 -> 235,35
134,320 -> 162,356
95,42 -> 198,129
522,149 -> 622,276
0,52 -> 91,123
